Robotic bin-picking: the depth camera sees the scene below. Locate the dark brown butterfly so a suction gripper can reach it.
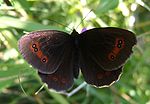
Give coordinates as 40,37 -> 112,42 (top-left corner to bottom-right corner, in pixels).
18,27 -> 136,91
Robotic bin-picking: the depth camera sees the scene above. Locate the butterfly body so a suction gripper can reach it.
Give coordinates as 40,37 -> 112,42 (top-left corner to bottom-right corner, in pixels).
18,27 -> 136,91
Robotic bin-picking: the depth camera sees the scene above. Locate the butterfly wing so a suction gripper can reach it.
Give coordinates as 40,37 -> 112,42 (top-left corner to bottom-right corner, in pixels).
18,30 -> 71,74
79,27 -> 136,71
79,44 -> 122,87
38,41 -> 75,91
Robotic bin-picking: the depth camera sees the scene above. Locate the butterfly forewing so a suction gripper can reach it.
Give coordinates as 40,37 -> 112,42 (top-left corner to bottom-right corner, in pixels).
19,30 -> 70,74
38,41 -> 75,91
79,27 -> 136,71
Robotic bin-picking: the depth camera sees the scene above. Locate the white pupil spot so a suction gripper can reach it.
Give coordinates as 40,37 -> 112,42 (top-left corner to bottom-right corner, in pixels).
34,48 -> 38,52
118,40 -> 122,44
42,58 -> 46,63
32,44 -> 36,48
117,44 -> 122,48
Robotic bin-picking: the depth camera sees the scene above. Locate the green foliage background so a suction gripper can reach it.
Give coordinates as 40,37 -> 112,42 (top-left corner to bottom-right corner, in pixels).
0,0 -> 150,104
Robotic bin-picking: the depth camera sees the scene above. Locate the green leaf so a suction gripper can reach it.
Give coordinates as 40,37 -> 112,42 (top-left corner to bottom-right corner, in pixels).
0,78 -> 15,92
0,63 -> 35,78
96,0 -> 119,15
1,30 -> 18,50
0,16 -> 66,32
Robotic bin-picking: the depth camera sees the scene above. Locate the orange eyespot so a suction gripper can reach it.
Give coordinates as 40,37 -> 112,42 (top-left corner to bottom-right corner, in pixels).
41,56 -> 48,63
30,42 -> 48,63
108,52 -> 116,61
118,40 -> 123,44
96,72 -> 104,79
96,71 -> 111,79
32,44 -> 37,48
61,78 -> 67,84
117,44 -> 122,48
115,38 -> 125,49
34,48 -> 38,52
52,76 -> 58,82
108,37 -> 125,61
104,71 -> 111,76
30,42 -> 40,53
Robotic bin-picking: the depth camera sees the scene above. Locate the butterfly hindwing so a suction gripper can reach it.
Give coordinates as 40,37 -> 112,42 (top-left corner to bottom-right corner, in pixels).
79,27 -> 136,71
79,49 -> 122,87
19,30 -> 70,74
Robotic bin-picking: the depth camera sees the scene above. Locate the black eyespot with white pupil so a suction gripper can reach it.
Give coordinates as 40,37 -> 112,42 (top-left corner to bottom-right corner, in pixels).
111,55 -> 115,60
41,57 -> 47,63
34,48 -> 38,52
117,40 -> 123,48
118,40 -> 122,44
32,44 -> 36,48
117,44 -> 122,48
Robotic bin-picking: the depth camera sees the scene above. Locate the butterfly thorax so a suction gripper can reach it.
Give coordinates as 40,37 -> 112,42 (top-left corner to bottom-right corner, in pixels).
71,29 -> 80,46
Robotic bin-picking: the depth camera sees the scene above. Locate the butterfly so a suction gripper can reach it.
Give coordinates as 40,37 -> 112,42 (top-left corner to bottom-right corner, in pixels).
18,27 -> 136,91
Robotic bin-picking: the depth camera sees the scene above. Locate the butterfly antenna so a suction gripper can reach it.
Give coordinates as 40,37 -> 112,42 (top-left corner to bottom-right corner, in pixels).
49,19 -> 73,31
75,9 -> 93,30
18,74 -> 28,96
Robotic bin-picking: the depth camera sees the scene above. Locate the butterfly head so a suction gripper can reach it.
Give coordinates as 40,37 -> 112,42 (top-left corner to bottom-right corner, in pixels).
71,29 -> 79,37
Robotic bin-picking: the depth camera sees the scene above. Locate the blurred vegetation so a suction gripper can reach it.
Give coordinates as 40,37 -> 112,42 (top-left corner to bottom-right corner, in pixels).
0,0 -> 150,104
